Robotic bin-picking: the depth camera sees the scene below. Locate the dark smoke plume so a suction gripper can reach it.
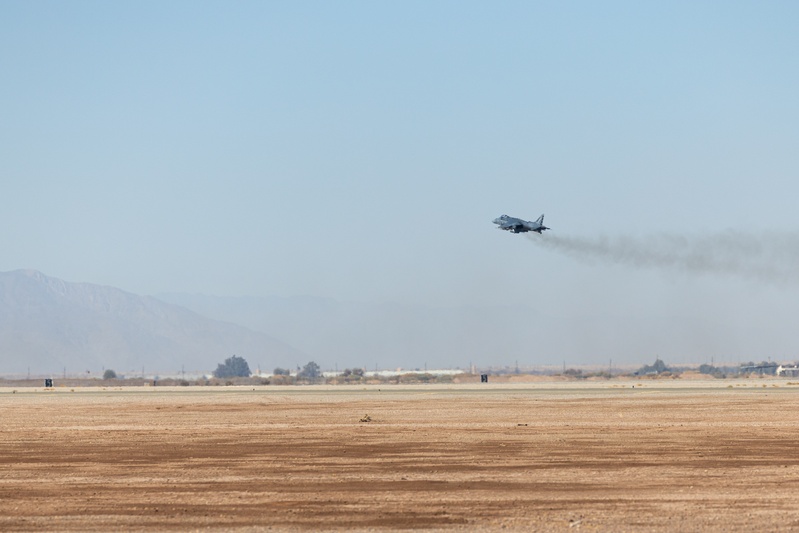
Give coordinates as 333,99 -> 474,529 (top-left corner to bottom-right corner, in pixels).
529,232 -> 799,283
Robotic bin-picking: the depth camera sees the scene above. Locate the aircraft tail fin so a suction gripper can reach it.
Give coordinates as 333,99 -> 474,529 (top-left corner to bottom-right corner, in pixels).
535,214 -> 545,225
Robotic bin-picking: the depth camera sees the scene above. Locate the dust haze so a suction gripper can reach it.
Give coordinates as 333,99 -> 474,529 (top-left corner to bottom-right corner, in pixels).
530,232 -> 799,283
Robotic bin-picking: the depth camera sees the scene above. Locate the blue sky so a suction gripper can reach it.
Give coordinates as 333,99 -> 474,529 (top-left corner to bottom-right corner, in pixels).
2,1 -> 798,365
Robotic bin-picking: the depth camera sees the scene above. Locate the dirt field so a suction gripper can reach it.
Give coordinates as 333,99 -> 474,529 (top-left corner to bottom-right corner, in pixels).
2,381 -> 799,531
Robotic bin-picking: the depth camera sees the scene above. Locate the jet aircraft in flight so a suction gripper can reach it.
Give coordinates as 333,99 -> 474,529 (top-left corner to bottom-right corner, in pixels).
493,214 -> 549,234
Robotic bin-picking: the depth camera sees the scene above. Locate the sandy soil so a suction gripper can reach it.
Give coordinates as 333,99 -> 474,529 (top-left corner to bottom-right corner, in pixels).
2,381 -> 799,531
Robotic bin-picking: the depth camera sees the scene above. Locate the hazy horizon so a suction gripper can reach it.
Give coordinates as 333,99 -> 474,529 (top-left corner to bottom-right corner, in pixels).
2,2 -> 798,368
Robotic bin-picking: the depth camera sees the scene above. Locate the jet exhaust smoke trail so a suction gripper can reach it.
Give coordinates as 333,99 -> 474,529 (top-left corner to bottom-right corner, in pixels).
529,231 -> 799,283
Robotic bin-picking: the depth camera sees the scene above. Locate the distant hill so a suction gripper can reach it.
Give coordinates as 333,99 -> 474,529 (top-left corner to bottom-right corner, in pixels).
0,270 -> 304,376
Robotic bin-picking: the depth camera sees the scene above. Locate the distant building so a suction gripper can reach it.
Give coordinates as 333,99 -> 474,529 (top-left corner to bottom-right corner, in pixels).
740,364 -> 779,376
776,365 -> 799,377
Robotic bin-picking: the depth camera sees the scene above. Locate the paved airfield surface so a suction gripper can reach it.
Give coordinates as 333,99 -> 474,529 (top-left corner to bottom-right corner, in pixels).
2,381 -> 799,531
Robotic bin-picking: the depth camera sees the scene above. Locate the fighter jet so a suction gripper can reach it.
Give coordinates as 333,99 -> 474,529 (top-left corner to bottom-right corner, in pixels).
493,214 -> 549,234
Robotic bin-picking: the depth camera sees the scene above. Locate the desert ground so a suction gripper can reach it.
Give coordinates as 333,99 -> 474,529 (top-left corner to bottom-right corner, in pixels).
2,380 -> 799,531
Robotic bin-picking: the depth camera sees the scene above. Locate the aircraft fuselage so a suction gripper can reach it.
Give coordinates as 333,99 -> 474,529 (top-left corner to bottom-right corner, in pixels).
493,214 -> 549,234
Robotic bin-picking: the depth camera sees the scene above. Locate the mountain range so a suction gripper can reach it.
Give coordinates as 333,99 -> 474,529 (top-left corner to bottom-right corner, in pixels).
1,270 -> 749,377
0,270 -> 303,376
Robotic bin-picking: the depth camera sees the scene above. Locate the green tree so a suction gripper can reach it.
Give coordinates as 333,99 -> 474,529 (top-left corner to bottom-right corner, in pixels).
638,358 -> 669,375
103,369 -> 117,380
563,368 -> 584,378
273,367 -> 291,376
298,361 -> 321,381
341,368 -> 364,382
213,355 -> 251,378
